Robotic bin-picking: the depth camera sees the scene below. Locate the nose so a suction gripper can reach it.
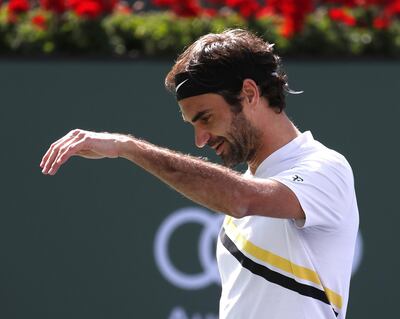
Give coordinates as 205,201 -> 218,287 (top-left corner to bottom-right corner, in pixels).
194,127 -> 211,148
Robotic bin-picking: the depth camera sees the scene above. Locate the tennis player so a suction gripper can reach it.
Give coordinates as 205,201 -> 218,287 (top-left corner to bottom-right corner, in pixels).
40,29 -> 359,319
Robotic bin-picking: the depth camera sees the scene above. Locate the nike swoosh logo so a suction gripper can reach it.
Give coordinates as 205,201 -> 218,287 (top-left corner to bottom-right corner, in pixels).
175,79 -> 189,93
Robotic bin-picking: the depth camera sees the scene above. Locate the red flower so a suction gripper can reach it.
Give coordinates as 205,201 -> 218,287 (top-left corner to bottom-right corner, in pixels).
32,14 -> 47,30
153,0 -> 173,5
256,6 -> 274,19
203,8 -> 217,17
386,1 -> 400,15
66,0 -> 117,14
225,0 -> 240,5
8,0 -> 30,14
281,16 -> 295,38
266,0 -> 314,37
172,1 -> 202,17
323,0 -> 392,6
328,8 -> 357,26
329,8 -> 346,20
40,0 -> 66,13
153,0 -> 202,17
226,0 -> 260,18
323,0 -> 358,6
205,0 -> 224,4
101,0 -> 117,13
66,0 -> 80,9
75,0 -> 103,18
373,15 -> 391,29
114,2 -> 132,14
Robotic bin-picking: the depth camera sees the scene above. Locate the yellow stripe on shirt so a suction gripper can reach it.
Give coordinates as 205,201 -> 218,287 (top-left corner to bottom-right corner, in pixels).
224,216 -> 343,310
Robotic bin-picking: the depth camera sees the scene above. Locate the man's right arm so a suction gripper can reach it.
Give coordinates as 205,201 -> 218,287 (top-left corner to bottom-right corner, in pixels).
41,129 -> 304,221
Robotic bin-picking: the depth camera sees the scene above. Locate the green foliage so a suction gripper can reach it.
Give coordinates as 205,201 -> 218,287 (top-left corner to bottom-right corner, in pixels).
58,12 -> 111,54
0,6 -> 399,57
103,12 -> 246,57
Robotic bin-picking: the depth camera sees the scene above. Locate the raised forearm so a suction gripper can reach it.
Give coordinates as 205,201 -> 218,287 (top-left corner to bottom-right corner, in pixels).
118,136 -> 247,217
40,129 -> 302,220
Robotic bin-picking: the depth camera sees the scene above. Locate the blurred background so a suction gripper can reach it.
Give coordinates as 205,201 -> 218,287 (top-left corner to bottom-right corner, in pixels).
1,1 -> 399,318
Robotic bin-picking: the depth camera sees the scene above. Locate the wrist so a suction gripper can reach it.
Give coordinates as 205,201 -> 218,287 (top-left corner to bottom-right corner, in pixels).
115,134 -> 136,159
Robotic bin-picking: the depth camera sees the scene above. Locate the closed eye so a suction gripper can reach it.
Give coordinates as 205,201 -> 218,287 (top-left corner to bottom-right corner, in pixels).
201,115 -> 211,124
191,109 -> 212,123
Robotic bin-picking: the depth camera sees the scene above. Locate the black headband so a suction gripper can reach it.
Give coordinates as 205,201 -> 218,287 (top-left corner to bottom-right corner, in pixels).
174,70 -> 301,101
174,71 -> 241,101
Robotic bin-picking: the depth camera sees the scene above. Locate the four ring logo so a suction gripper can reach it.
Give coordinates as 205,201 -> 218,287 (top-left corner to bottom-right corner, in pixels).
154,207 -> 363,290
154,207 -> 224,290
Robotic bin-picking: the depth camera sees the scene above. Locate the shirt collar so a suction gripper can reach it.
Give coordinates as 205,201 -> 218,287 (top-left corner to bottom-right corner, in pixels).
251,131 -> 314,177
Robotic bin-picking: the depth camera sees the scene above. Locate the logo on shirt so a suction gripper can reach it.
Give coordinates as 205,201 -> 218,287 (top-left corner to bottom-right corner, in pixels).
292,175 -> 304,182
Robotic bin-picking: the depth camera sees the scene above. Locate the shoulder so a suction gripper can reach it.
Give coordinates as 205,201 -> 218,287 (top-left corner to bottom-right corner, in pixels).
299,140 -> 354,184
271,143 -> 357,230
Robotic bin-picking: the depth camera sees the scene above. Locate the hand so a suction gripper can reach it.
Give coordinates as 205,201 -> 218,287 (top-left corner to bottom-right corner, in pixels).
40,129 -> 126,175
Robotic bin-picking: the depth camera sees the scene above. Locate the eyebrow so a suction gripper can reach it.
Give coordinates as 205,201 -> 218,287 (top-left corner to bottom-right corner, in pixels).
191,110 -> 210,123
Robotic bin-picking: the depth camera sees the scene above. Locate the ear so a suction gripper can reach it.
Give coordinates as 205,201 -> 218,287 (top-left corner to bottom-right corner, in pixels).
241,79 -> 260,108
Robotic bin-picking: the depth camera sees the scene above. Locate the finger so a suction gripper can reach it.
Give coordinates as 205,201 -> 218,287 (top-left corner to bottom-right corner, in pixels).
42,135 -> 76,174
48,136 -> 87,175
40,137 -> 65,169
40,129 -> 80,168
42,131 -> 82,174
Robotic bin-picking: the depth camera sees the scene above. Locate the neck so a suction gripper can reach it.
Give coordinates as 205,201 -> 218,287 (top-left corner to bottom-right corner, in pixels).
248,111 -> 300,174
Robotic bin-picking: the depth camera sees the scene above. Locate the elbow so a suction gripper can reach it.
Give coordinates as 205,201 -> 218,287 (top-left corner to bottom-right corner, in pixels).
218,175 -> 261,219
228,197 -> 249,219
225,178 -> 253,219
228,208 -> 245,219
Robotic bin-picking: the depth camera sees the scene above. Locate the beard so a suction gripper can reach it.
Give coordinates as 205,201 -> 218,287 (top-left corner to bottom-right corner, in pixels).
208,112 -> 262,168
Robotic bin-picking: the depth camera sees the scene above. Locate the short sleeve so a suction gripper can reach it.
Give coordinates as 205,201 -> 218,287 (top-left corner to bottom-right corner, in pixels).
270,155 -> 354,231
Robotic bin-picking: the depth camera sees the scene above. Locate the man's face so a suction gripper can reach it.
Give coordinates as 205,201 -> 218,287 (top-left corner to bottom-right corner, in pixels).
179,93 -> 262,168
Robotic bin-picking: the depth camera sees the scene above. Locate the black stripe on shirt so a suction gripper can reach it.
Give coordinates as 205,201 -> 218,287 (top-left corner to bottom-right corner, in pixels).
220,227 -> 339,317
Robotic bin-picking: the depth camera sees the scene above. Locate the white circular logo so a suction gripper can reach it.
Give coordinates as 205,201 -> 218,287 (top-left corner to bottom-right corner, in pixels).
154,207 -> 363,290
154,207 -> 224,290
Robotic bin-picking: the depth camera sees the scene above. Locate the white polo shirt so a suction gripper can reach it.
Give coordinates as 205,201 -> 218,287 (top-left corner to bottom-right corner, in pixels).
216,131 -> 359,319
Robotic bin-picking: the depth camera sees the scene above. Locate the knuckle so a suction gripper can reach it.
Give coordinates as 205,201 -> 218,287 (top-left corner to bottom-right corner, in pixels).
59,147 -> 67,155
63,147 -> 73,156
71,129 -> 80,135
58,154 -> 66,163
61,144 -> 73,156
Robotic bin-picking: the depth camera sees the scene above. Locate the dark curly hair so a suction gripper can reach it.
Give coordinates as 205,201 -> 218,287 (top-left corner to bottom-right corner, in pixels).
165,29 -> 290,113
